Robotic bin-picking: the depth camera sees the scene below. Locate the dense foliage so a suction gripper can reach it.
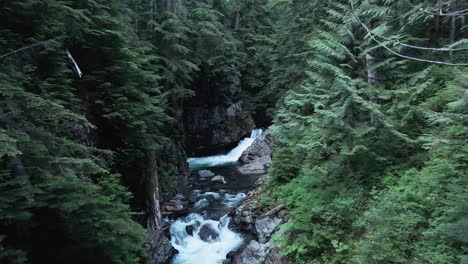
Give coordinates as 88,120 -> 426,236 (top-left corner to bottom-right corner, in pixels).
1,0 -> 466,263
267,0 -> 468,263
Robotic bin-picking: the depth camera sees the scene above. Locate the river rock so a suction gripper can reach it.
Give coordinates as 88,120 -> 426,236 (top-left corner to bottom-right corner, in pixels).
231,240 -> 273,264
228,169 -> 289,264
237,129 -> 275,175
237,157 -> 270,175
211,175 -> 227,184
239,130 -> 275,164
198,169 -> 215,178
255,217 -> 282,243
186,225 -> 194,236
198,224 -> 220,242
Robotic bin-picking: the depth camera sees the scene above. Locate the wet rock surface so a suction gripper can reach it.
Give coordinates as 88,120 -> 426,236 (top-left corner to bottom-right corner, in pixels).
228,175 -> 289,264
237,130 -> 275,175
239,130 -> 275,164
237,157 -> 271,175
198,169 -> 215,178
231,240 -> 273,264
199,224 -> 220,242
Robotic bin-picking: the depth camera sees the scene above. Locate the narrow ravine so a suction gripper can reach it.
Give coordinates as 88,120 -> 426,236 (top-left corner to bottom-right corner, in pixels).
169,130 -> 263,264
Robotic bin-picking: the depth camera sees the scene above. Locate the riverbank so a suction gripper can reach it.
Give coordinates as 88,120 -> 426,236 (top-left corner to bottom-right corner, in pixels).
159,129 -> 286,264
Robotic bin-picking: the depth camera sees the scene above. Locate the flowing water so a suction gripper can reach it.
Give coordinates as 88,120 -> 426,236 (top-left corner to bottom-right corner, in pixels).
187,129 -> 263,169
169,129 -> 263,264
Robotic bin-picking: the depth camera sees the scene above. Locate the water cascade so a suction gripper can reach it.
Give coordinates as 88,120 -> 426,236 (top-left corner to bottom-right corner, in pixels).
170,208 -> 243,264
170,129 -> 264,263
187,129 -> 263,168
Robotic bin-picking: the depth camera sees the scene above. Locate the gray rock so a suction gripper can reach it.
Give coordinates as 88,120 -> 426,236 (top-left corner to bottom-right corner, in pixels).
186,225 -> 194,236
237,157 -> 271,175
227,102 -> 242,117
147,230 -> 176,264
255,217 -> 282,243
198,169 -> 215,178
198,224 -> 220,242
211,175 -> 227,184
240,130 -> 275,164
237,130 -> 275,176
232,240 -> 273,264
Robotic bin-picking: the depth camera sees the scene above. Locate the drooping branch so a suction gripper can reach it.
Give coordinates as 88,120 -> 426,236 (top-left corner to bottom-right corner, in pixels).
353,8 -> 467,52
350,1 -> 468,67
0,40 -> 84,78
405,0 -> 468,17
0,39 -> 58,60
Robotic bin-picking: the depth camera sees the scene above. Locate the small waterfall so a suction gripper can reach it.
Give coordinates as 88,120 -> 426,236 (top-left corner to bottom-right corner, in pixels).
171,130 -> 263,263
187,129 -> 263,168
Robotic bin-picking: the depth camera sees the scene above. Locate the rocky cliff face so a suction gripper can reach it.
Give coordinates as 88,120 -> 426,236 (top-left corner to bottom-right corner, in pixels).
184,101 -> 255,156
159,139 -> 189,198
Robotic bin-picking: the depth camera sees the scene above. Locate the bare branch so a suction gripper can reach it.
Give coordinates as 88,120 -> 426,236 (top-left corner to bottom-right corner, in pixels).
0,39 -> 58,60
350,1 -> 468,67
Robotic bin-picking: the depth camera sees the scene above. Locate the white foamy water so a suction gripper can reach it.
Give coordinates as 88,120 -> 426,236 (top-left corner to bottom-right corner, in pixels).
170,214 -> 243,264
171,130 -> 261,263
223,193 -> 247,208
187,129 -> 263,168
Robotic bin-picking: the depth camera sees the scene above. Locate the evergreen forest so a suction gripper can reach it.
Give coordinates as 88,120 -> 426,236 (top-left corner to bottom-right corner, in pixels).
0,0 -> 466,263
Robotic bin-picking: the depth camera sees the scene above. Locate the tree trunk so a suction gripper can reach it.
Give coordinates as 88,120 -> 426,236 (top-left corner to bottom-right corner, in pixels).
366,53 -> 378,125
345,106 -> 354,175
435,0 -> 442,39
145,149 -> 162,232
450,15 -> 455,57
144,149 -> 175,263
151,0 -> 157,46
235,11 -> 241,30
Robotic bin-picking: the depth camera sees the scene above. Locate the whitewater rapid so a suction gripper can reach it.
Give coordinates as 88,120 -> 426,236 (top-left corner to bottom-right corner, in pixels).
169,129 -> 263,263
187,129 -> 263,168
169,191 -> 246,264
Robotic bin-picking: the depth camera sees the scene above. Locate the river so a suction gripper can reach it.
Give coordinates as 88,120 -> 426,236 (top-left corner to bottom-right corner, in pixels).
168,129 -> 263,264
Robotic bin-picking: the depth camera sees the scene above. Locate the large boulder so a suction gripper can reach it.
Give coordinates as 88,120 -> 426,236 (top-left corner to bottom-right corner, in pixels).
237,159 -> 269,175
198,224 -> 220,242
239,130 -> 275,164
237,130 -> 275,175
231,240 -> 273,264
255,217 -> 282,243
198,169 -> 215,178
